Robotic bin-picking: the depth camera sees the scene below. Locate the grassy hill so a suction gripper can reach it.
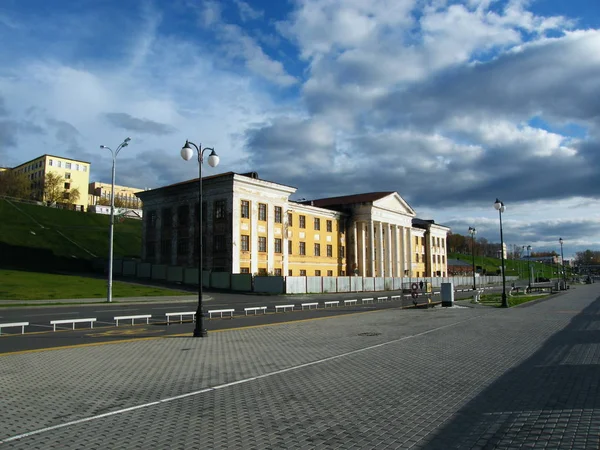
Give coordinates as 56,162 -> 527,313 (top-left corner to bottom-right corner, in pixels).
0,198 -> 141,272
449,252 -> 568,280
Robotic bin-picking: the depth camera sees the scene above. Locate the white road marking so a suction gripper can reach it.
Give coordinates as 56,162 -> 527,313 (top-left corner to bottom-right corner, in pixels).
0,315 -> 481,444
93,309 -> 137,313
26,312 -> 80,318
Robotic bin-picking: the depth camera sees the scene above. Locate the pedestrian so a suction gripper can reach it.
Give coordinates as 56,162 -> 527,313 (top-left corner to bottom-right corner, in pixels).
419,280 -> 424,290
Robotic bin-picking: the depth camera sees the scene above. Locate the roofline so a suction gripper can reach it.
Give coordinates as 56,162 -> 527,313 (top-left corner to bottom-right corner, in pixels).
11,154 -> 91,168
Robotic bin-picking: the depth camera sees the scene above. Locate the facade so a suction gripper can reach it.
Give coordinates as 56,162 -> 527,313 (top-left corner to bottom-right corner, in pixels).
8,154 -> 90,210
88,181 -> 144,210
136,172 -> 450,277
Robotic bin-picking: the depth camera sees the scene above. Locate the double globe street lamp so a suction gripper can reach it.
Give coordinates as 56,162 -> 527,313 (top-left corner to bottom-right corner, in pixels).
180,141 -> 220,338
100,137 -> 131,303
494,199 -> 508,308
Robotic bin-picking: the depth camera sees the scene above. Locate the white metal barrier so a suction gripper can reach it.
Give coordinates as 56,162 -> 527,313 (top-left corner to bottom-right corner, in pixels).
50,318 -> 96,331
0,322 -> 29,335
114,315 -> 151,326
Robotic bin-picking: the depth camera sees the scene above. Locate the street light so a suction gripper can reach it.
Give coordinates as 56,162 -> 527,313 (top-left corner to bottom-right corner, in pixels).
527,245 -> 532,289
180,140 -> 220,338
559,237 -> 566,289
100,137 -> 131,303
494,198 -> 508,308
468,227 -> 477,290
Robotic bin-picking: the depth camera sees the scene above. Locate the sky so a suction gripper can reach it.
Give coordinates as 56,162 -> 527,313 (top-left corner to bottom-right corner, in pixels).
1,0 -> 599,259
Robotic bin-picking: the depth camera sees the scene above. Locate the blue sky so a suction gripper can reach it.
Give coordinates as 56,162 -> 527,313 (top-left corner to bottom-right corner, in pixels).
1,0 -> 600,259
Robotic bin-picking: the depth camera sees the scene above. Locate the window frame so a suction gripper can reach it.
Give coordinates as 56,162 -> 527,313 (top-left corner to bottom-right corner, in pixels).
241,200 -> 250,219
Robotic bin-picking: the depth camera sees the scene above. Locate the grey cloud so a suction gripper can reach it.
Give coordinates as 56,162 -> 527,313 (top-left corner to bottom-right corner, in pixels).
0,97 -> 7,117
46,119 -> 80,144
103,112 -> 176,135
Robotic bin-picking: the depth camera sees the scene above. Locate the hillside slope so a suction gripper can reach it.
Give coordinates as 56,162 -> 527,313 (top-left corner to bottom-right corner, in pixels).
0,199 -> 141,272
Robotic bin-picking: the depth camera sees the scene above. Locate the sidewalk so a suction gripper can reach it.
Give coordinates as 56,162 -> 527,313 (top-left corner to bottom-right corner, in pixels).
3,285 -> 596,448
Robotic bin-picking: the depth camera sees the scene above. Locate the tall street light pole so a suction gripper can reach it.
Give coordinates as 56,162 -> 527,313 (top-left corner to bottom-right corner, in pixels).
559,237 -> 566,289
469,226 -> 477,290
494,198 -> 508,308
527,245 -> 532,290
100,137 -> 131,303
180,140 -> 220,338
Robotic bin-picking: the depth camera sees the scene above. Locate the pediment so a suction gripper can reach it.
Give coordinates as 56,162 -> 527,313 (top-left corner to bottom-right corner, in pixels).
372,193 -> 416,217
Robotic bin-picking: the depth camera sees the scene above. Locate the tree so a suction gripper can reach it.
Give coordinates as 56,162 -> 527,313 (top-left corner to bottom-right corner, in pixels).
66,187 -> 81,205
0,170 -> 32,199
44,172 -> 64,204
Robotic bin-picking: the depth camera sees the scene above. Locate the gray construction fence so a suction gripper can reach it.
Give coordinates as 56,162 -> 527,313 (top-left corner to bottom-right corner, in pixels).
113,259 -> 516,295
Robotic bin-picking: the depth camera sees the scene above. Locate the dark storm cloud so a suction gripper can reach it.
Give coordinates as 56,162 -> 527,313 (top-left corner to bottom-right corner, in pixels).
103,112 -> 176,135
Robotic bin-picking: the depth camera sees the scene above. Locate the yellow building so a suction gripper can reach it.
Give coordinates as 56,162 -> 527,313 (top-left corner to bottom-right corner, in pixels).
136,171 -> 450,278
9,154 -> 90,210
88,181 -> 143,210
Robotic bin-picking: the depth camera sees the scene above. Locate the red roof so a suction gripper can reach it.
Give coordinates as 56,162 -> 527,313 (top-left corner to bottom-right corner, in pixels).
308,192 -> 395,207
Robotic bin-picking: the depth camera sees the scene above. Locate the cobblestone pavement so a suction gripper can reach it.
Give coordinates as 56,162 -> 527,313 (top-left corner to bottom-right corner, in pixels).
1,285 -> 599,449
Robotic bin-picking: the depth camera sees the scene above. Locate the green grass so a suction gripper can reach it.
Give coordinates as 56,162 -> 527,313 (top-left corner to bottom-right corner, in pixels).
449,252 -> 569,280
0,199 -> 141,261
0,269 -> 190,301
478,292 -> 548,307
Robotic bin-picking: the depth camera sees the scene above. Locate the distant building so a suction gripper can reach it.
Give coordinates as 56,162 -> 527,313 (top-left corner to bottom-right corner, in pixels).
88,181 -> 144,210
7,154 -> 90,210
136,171 -> 451,277
447,258 -> 473,276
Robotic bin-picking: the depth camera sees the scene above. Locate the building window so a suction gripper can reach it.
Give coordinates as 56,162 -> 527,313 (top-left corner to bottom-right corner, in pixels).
437,255 -> 441,263
274,206 -> 282,223
49,159 -> 53,166
214,235 -> 226,252
274,268 -> 282,276
327,245 -> 333,257
75,164 -> 79,171
339,246 -> 345,258
65,162 -> 71,169
162,208 -> 172,228
240,267 -> 250,274
274,238 -> 282,253
340,270 -> 345,276
288,269 -> 293,276
258,268 -> 267,276
258,203 -> 267,221
288,240 -> 292,255
299,215 -> 306,228
442,255 -> 445,263
214,200 -> 226,220
314,218 -> 320,230
287,212 -> 292,226
314,243 -> 320,256
327,270 -> 333,276
64,182 -> 70,189
315,270 -> 321,276
299,242 -> 306,255
241,200 -> 250,218
241,235 -> 250,252
65,173 -> 71,179
178,205 -> 189,227
83,166 -> 87,172
416,253 -> 419,263
422,253 -> 426,262
300,270 -> 306,276
258,236 -> 267,252
442,240 -> 445,248
177,238 -> 188,256
326,220 -> 332,232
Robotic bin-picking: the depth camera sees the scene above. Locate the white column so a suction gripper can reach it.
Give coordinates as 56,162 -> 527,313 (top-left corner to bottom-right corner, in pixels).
231,197 -> 241,273
267,204 -> 274,273
283,207 -> 289,276
404,227 -> 411,277
353,221 -> 358,275
378,221 -> 384,277
369,220 -> 375,277
386,223 -> 392,277
360,222 -> 366,276
250,201 -> 258,274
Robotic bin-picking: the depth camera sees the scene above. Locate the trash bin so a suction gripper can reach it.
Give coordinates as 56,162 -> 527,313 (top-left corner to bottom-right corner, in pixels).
441,282 -> 454,307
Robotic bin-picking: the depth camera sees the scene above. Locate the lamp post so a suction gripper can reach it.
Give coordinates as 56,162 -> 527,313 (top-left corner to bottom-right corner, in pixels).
180,140 -> 220,338
559,237 -> 566,289
494,199 -> 508,308
468,227 -> 477,290
527,245 -> 532,289
100,137 -> 131,303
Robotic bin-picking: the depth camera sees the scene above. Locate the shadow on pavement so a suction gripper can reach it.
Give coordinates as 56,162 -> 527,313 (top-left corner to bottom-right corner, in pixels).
421,296 -> 600,449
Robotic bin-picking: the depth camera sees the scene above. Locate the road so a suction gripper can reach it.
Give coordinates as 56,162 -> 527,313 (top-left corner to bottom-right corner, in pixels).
0,287 -> 486,354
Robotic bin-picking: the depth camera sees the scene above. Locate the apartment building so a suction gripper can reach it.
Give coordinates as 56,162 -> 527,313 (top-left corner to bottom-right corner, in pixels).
136,171 -> 450,277
88,181 -> 144,210
9,154 -> 90,210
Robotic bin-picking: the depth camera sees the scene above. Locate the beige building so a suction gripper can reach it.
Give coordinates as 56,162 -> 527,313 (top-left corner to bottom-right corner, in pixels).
88,181 -> 143,210
9,154 -> 90,210
136,171 -> 450,278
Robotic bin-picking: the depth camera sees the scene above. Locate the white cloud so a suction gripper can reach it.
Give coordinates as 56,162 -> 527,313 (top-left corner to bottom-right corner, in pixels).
234,0 -> 263,21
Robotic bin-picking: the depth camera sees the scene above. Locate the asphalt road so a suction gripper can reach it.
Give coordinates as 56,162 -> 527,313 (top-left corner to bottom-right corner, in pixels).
0,287 -> 488,354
